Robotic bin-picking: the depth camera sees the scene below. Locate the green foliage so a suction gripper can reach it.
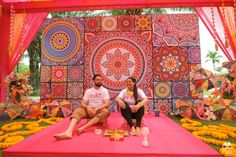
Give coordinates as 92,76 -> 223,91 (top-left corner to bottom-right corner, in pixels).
50,10 -> 111,18
205,51 -> 223,70
14,63 -> 29,73
143,8 -> 167,14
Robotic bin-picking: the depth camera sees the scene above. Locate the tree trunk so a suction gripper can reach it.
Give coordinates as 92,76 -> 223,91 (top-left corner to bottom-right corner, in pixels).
125,9 -> 143,15
28,41 -> 40,93
212,60 -> 216,70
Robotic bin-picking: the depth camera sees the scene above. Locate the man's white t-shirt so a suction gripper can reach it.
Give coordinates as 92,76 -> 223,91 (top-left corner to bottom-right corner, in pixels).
118,88 -> 147,107
83,86 -> 110,108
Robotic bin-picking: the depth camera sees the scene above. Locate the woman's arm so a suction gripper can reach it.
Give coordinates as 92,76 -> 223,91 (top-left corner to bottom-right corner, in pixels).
137,97 -> 148,108
115,96 -> 126,109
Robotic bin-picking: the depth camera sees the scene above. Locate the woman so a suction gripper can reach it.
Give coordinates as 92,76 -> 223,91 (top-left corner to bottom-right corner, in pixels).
116,76 -> 148,136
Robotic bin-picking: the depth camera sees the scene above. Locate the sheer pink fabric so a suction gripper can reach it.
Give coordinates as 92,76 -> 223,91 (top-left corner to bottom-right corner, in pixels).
9,12 -> 48,71
195,7 -> 236,61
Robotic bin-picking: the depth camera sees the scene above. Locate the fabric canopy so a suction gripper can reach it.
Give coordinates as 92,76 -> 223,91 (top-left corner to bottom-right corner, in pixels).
1,0 -> 235,13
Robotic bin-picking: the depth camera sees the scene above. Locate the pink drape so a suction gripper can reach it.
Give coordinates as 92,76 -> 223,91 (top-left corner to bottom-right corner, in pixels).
195,7 -> 236,61
9,12 -> 48,72
0,12 -> 47,101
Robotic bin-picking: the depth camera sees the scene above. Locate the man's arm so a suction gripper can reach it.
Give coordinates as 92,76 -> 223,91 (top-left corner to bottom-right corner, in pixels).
80,99 -> 89,109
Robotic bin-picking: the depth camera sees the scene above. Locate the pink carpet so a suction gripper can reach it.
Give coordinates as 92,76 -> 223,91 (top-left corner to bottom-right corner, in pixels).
3,112 -> 219,157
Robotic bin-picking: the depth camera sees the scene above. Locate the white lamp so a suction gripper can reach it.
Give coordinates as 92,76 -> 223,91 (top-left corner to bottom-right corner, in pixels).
141,127 -> 150,147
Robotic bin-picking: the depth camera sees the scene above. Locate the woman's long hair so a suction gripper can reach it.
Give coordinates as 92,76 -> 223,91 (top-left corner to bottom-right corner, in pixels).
128,76 -> 138,104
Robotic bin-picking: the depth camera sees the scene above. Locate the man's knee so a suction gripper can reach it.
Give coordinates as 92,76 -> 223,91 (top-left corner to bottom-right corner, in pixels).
71,107 -> 87,120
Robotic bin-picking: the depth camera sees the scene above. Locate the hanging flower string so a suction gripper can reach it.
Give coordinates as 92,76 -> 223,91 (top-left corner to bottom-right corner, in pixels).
211,6 -> 218,51
221,0 -> 229,48
0,117 -> 63,149
180,118 -> 236,156
19,11 -> 27,56
234,0 -> 236,31
8,4 -> 15,53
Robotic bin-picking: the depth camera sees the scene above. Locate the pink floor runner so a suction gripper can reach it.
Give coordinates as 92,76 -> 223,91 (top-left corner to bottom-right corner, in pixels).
3,112 -> 219,157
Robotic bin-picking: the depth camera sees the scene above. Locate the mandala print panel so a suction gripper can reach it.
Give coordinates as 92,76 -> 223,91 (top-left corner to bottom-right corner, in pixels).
146,99 -> 154,112
109,99 -> 119,112
189,64 -> 201,79
189,64 -> 203,98
188,47 -> 201,63
153,46 -> 189,81
142,85 -> 153,99
84,32 -> 152,95
135,15 -> 151,31
40,66 -> 51,82
118,15 -> 134,31
101,16 -> 117,31
40,83 -> 50,99
152,14 -> 199,47
41,18 -> 84,65
68,66 -> 83,82
51,83 -> 67,99
67,82 -> 83,99
154,82 -> 171,99
69,99 -> 81,111
172,82 -> 189,98
189,80 -> 203,99
154,99 -> 171,114
51,66 -> 67,82
85,16 -> 101,32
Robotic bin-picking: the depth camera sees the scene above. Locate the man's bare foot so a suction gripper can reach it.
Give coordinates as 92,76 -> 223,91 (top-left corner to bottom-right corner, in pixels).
77,128 -> 84,135
53,132 -> 72,140
130,126 -> 136,136
136,127 -> 141,136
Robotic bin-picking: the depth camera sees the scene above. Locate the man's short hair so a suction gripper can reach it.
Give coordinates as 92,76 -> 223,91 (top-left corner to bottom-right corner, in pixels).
93,74 -> 101,80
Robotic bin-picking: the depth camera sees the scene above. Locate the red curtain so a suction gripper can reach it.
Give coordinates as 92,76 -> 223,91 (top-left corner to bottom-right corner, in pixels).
195,7 -> 236,61
9,12 -> 48,72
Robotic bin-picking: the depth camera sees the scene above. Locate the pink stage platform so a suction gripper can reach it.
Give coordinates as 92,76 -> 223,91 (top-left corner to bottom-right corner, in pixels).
3,112 -> 219,157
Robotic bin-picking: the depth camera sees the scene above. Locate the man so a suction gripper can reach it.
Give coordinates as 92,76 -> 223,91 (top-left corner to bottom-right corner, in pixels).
53,74 -> 110,139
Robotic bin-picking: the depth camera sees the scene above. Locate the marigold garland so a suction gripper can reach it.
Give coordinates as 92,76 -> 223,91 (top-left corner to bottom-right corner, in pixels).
1,123 -> 23,132
0,117 -> 63,149
180,118 -> 236,156
0,131 -> 4,136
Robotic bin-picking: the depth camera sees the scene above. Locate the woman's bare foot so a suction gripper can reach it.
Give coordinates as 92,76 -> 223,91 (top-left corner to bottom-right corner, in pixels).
130,126 -> 136,136
53,132 -> 72,140
135,127 -> 141,136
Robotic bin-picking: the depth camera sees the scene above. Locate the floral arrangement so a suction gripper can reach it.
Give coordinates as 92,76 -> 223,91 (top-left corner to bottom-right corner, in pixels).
5,71 -> 33,103
221,76 -> 236,99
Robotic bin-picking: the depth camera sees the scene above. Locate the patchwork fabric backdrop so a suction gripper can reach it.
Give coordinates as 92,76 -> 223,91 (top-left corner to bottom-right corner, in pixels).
40,14 -> 203,113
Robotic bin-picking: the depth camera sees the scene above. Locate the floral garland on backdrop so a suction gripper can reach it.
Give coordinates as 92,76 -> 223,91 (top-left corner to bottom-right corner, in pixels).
0,117 -> 63,149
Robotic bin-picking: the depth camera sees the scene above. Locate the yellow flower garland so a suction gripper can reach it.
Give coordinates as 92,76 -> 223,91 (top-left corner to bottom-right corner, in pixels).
0,131 -> 4,136
1,123 -> 23,132
0,117 -> 63,149
180,118 -> 236,156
